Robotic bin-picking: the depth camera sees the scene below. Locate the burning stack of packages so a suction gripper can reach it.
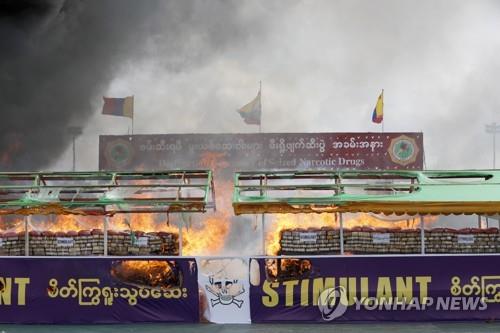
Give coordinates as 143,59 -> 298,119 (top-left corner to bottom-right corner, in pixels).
425,228 -> 499,253
0,229 -> 178,256
344,227 -> 422,254
0,231 -> 24,256
279,226 -> 500,255
279,227 -> 341,254
107,231 -> 178,256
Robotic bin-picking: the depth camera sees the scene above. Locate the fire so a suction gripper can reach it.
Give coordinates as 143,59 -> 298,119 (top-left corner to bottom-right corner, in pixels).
265,258 -> 312,281
265,213 -> 437,255
181,216 -> 229,255
111,260 -> 178,289
0,163 -> 234,256
111,214 -> 177,233
0,212 -> 231,256
265,213 -> 336,256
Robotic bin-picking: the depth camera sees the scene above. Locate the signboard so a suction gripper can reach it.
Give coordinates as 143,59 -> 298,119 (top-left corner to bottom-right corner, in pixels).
197,258 -> 251,323
2,255 -> 500,323
133,237 -> 149,247
299,232 -> 318,243
0,258 -> 198,324
99,133 -> 423,172
372,233 -> 391,244
249,256 -> 500,322
56,237 -> 74,247
457,235 -> 475,244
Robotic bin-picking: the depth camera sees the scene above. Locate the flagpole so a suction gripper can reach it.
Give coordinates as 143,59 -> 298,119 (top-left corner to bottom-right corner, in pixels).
131,95 -> 135,135
259,80 -> 262,133
258,80 -> 265,254
381,89 -> 384,133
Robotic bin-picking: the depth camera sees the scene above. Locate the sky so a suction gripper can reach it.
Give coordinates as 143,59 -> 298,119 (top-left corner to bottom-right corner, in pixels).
1,0 -> 500,171
43,0 -> 500,172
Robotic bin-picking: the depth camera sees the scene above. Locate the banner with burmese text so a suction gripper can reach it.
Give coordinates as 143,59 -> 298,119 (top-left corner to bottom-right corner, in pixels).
99,132 -> 424,173
249,256 -> 500,322
0,258 -> 198,324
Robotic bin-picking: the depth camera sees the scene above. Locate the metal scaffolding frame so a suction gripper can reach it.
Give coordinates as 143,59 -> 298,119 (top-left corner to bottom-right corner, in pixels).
0,170 -> 215,215
0,170 -> 216,256
233,169 -> 500,255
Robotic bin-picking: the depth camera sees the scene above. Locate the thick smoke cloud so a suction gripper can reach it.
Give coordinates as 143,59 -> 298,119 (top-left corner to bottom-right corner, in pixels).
0,0 -> 162,170
57,0 -> 500,173
0,0 -> 271,171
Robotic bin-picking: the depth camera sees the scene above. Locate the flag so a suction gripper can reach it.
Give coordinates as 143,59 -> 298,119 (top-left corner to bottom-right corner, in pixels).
237,90 -> 261,125
102,96 -> 134,118
372,90 -> 383,123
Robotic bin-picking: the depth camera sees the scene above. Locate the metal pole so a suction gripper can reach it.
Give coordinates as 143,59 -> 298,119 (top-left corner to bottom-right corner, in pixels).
104,216 -> 109,256
261,214 -> 266,255
485,122 -> 500,169
67,126 -> 82,171
178,222 -> 183,256
478,215 -> 482,228
72,135 -> 76,172
259,80 -> 262,134
420,215 -> 425,254
339,213 -> 344,255
260,172 -> 266,255
24,215 -> 30,256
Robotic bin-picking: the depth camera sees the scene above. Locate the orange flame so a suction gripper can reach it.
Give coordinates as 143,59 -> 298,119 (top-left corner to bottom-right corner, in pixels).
181,216 -> 229,255
0,213 -> 230,256
111,260 -> 176,289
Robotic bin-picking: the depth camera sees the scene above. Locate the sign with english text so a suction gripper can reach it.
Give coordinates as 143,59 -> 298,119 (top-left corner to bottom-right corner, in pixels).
249,256 -> 500,322
99,132 -> 423,173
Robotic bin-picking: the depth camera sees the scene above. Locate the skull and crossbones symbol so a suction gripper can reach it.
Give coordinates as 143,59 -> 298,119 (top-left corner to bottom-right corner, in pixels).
205,276 -> 245,308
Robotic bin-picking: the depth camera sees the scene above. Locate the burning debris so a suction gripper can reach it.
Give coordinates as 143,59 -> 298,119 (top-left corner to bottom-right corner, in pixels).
265,258 -> 312,281
110,260 -> 180,289
0,210 -> 230,256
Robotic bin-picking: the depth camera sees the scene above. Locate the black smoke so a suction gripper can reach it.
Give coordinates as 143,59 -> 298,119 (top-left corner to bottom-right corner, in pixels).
0,0 -> 163,170
0,0 -> 271,171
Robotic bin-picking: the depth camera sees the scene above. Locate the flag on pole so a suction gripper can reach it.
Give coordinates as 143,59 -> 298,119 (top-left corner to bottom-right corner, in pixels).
102,96 -> 134,119
237,90 -> 261,125
372,90 -> 383,124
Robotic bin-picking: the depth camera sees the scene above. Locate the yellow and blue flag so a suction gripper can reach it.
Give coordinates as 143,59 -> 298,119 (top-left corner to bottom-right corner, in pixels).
372,90 -> 383,124
237,90 -> 261,125
102,96 -> 134,119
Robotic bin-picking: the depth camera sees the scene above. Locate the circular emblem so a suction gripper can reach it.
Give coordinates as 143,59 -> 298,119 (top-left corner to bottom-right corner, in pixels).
104,139 -> 134,169
388,135 -> 419,166
318,286 -> 348,321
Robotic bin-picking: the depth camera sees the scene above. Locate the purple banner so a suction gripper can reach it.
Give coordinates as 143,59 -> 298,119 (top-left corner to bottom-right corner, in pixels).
249,256 -> 500,322
0,258 -> 199,324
